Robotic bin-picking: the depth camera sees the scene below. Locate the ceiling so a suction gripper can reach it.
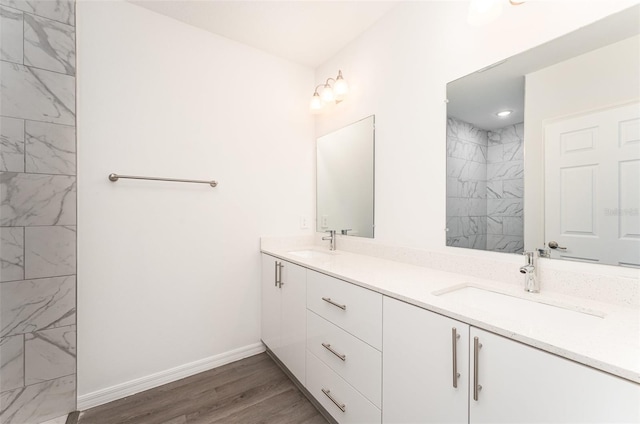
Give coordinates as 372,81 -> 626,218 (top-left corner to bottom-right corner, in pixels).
129,1 -> 399,68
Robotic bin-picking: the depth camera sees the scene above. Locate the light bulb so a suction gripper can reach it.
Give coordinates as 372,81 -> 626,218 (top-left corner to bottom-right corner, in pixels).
333,71 -> 349,101
310,92 -> 323,112
321,84 -> 335,103
467,0 -> 503,26
496,110 -> 512,117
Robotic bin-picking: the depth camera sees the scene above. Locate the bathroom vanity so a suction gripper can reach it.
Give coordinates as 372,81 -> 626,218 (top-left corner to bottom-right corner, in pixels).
260,244 -> 640,424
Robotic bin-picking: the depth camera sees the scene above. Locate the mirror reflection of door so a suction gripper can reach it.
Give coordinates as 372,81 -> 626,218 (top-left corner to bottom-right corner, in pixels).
544,102 -> 640,267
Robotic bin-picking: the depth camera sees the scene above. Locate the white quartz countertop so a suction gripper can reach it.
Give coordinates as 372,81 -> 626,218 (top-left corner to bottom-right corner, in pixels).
261,245 -> 640,384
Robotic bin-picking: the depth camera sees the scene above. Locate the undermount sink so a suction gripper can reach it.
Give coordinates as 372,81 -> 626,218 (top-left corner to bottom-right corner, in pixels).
433,285 -> 605,326
287,249 -> 337,259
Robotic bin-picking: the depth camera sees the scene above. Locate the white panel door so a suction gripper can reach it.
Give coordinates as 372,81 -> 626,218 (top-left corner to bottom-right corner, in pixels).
469,327 -> 640,423
383,297 -> 469,424
545,102 -> 640,266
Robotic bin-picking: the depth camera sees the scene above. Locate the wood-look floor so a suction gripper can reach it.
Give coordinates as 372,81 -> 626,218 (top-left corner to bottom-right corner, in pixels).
77,353 -> 329,424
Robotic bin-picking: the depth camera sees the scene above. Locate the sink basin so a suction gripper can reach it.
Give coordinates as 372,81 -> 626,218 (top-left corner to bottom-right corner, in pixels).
288,249 -> 337,259
434,285 -> 604,326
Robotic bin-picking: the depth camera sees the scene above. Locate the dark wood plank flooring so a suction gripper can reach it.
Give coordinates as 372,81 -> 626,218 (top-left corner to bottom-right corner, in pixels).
77,353 -> 328,424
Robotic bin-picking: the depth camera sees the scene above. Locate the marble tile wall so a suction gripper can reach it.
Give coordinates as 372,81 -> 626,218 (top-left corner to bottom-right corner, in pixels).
446,117 -> 488,250
0,0 -> 76,422
446,118 -> 524,254
486,123 -> 524,253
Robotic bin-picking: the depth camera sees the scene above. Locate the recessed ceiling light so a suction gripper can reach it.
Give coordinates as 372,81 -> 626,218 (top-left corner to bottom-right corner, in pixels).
496,110 -> 512,117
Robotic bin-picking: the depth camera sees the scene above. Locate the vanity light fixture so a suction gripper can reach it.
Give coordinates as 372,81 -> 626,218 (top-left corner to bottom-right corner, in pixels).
468,0 -> 525,26
496,110 -> 513,117
310,70 -> 349,113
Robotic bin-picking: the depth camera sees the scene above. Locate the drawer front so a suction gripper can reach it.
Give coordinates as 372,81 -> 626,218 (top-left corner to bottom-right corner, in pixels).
307,271 -> 382,350
307,351 -> 381,424
307,310 -> 382,408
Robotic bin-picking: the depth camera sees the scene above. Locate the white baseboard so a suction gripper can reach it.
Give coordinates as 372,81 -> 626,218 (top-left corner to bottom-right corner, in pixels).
77,342 -> 265,411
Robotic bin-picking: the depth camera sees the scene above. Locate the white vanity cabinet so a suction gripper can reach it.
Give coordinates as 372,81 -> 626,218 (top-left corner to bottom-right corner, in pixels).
260,254 -> 307,384
470,327 -> 640,423
383,297 -> 640,424
383,296 -> 469,424
306,270 -> 383,423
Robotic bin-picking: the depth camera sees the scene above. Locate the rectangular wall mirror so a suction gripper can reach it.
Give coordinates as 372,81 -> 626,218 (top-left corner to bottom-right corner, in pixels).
446,5 -> 639,267
317,115 -> 375,238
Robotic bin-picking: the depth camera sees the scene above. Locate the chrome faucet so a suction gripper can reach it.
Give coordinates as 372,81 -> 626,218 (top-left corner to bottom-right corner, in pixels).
322,230 -> 336,251
520,251 -> 539,293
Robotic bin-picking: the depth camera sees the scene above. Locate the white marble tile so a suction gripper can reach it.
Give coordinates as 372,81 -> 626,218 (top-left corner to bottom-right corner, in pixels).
0,6 -> 23,63
469,234 -> 487,250
503,216 -> 524,237
447,117 -> 487,144
446,235 -> 469,248
503,178 -> 524,199
0,61 -> 75,126
0,275 -> 75,337
468,198 -> 486,216
488,122 -> 523,145
487,199 -> 523,217
448,178 -> 486,199
24,13 -> 75,75
25,121 -> 75,175
487,215 -> 503,235
446,198 -> 469,217
0,375 -> 75,424
502,140 -> 523,161
24,225 -> 75,279
0,0 -> 74,26
0,116 -> 25,172
25,325 -> 75,385
0,172 -> 76,226
0,227 -> 24,282
446,216 -> 464,237
487,234 -> 524,253
447,137 -> 487,162
487,144 -> 502,164
486,180 -> 502,199
0,335 -> 24,392
487,160 -> 524,181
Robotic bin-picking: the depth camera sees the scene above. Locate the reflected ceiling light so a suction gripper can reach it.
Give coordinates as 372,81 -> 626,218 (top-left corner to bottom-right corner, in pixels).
310,70 -> 349,113
468,0 -> 525,26
496,110 -> 513,117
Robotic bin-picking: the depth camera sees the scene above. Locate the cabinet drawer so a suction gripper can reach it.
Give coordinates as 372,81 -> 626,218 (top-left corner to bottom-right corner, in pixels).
307,351 -> 381,424
307,271 -> 382,350
307,310 -> 382,408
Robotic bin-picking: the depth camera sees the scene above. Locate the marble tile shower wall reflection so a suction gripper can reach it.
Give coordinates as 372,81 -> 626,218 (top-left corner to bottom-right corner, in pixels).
0,1 -> 76,422
446,118 -> 524,254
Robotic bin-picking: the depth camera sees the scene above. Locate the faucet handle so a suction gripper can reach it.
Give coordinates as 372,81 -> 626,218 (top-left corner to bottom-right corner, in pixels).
340,229 -> 352,235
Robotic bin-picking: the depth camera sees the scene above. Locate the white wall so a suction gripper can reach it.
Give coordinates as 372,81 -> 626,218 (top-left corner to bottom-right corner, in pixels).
77,0 -> 314,399
315,0 -> 638,251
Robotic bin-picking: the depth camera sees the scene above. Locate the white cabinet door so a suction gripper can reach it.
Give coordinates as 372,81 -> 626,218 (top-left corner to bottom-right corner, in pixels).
470,327 -> 640,423
260,254 -> 306,385
383,297 -> 469,424
544,102 -> 640,266
279,259 -> 307,385
261,255 -> 281,353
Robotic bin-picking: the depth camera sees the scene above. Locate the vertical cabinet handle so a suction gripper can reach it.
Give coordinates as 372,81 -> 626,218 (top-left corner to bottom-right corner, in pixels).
452,327 -> 460,388
473,336 -> 482,401
274,261 -> 284,288
321,388 -> 346,412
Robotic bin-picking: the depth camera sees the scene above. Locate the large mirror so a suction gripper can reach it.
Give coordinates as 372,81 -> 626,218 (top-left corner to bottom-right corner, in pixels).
317,115 -> 375,238
446,5 -> 640,267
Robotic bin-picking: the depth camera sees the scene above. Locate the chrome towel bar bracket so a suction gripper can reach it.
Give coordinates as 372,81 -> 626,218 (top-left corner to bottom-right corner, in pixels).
108,173 -> 218,188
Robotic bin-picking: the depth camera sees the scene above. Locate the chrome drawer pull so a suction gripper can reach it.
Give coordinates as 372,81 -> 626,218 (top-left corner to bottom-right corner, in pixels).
322,342 -> 346,361
321,388 -> 346,412
322,297 -> 347,310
